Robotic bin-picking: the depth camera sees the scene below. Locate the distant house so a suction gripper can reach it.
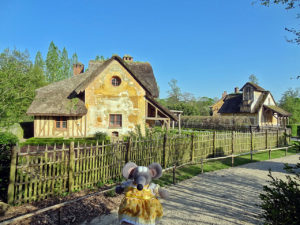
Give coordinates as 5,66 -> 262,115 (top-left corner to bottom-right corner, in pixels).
210,82 -> 291,127
27,55 -> 177,138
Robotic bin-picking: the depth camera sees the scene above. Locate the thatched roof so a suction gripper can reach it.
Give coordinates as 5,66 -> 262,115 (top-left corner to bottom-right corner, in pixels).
264,105 -> 291,117
27,55 -> 159,116
218,90 -> 290,117
240,82 -> 266,92
218,94 -> 243,113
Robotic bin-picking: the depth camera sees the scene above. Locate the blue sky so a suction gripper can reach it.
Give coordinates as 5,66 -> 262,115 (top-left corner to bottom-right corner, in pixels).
1,0 -> 299,101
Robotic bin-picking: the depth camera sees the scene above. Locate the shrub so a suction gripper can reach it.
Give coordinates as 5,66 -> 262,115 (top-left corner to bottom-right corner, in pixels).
94,131 -> 108,142
0,132 -> 18,202
288,124 -> 298,137
259,154 -> 300,225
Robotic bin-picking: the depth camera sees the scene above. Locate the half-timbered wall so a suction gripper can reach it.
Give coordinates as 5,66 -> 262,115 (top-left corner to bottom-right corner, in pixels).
34,116 -> 86,138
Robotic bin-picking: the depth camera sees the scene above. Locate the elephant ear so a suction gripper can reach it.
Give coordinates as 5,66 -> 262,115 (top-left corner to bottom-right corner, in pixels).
148,163 -> 163,179
122,162 -> 137,179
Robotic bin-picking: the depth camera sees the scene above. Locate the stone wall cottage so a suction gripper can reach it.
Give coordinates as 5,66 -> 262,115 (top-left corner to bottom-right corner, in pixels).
210,82 -> 291,127
27,55 -> 177,138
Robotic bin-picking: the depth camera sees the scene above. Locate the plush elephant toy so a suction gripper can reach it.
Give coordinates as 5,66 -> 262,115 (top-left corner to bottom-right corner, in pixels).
116,162 -> 169,225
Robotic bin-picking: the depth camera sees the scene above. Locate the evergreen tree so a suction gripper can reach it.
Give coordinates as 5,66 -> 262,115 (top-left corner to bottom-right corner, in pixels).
46,41 -> 62,83
34,51 -> 45,69
60,47 -> 71,78
71,53 -> 78,65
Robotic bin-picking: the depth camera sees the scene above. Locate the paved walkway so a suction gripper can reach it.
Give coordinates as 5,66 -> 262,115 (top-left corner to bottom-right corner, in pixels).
83,154 -> 299,225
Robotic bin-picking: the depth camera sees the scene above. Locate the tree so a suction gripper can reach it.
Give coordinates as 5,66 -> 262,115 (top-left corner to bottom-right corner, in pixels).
249,74 -> 259,84
0,48 -> 46,124
279,88 -> 300,123
46,41 -> 62,83
260,0 -> 300,45
259,155 -> 300,224
71,53 -> 78,65
95,55 -> 105,61
60,47 -> 71,78
167,79 -> 182,103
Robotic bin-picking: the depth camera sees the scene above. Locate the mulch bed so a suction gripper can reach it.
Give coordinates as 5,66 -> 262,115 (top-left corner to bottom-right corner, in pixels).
0,188 -> 123,225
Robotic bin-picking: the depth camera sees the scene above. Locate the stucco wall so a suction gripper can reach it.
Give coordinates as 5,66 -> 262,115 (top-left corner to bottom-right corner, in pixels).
84,60 -> 146,137
251,91 -> 263,112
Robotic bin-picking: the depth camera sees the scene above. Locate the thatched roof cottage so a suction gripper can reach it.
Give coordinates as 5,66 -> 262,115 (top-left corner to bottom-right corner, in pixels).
210,82 -> 291,127
27,55 -> 176,138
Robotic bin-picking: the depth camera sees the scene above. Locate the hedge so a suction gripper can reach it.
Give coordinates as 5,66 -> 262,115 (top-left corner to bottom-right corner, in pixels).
287,124 -> 300,137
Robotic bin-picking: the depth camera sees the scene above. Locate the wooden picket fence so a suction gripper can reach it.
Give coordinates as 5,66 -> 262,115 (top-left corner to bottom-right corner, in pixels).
7,129 -> 290,204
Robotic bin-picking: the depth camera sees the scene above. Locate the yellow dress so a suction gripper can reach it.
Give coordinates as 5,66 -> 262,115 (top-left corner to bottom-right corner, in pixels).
118,182 -> 163,225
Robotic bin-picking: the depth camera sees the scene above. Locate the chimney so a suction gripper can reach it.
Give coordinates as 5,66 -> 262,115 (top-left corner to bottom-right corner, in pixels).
73,63 -> 84,75
234,87 -> 239,94
222,91 -> 227,98
123,55 -> 133,62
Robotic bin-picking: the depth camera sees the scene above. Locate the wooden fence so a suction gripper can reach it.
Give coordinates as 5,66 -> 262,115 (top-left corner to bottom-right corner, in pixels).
7,129 -> 290,204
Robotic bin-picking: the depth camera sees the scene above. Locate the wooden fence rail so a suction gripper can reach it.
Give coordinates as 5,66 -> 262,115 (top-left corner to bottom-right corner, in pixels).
7,129 -> 290,204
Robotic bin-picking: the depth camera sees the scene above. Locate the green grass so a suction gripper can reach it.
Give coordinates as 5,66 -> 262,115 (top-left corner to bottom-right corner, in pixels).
154,147 -> 298,187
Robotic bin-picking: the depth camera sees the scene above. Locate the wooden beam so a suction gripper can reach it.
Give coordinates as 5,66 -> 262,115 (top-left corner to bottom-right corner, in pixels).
146,117 -> 169,121
146,100 -> 169,119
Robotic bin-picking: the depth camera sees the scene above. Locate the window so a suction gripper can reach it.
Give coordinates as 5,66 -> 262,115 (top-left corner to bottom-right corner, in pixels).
55,117 -> 67,129
109,114 -> 122,128
112,131 -> 119,137
111,76 -> 121,86
244,87 -> 252,100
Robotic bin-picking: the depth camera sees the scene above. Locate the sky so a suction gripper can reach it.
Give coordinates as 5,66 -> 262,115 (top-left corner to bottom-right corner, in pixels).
1,0 -> 299,102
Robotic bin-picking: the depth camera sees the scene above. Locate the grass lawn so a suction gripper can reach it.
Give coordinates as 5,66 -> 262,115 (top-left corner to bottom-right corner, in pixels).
155,147 -> 299,187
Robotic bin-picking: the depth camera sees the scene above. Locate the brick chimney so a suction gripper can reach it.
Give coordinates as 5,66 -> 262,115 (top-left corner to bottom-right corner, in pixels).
123,55 -> 133,62
234,87 -> 239,94
73,63 -> 84,75
222,91 -> 227,98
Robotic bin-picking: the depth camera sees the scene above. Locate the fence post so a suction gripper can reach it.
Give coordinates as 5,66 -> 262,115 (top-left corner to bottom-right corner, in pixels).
7,145 -> 18,205
163,133 -> 167,168
285,147 -> 288,156
201,158 -> 204,174
265,130 -> 268,150
213,131 -> 216,158
68,141 -> 75,193
284,128 -> 288,145
277,129 -> 279,147
173,164 -> 176,185
190,134 -> 194,163
231,131 -> 234,167
125,138 -> 131,163
250,130 -> 253,161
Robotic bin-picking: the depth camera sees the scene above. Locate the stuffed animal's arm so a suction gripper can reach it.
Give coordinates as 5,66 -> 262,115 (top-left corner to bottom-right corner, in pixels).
115,185 -> 125,194
115,180 -> 131,194
158,187 -> 169,199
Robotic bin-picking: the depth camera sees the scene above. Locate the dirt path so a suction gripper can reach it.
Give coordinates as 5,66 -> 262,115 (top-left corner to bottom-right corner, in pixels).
82,154 -> 300,225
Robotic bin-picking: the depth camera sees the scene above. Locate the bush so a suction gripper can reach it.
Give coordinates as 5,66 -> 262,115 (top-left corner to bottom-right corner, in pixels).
94,132 -> 108,142
0,132 -> 18,202
0,131 -> 19,147
21,135 -> 111,146
259,154 -> 300,225
287,124 -> 298,137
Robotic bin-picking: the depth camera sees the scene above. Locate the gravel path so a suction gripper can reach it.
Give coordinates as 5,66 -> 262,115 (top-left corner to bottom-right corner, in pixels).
83,154 -> 300,225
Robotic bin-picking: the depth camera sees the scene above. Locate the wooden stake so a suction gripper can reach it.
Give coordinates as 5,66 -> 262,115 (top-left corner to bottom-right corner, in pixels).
173,164 -> 176,185
8,145 -> 18,205
69,142 -> 75,192
163,133 -> 167,168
